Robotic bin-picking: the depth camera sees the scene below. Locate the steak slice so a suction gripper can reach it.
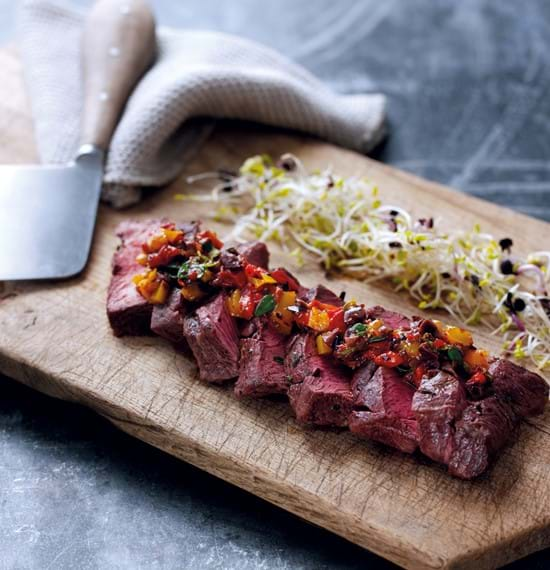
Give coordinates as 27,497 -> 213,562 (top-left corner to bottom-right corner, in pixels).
350,361 -> 378,404
221,241 -> 270,272
285,332 -> 327,383
107,220 -> 161,336
285,333 -> 353,426
412,370 -> 467,464
447,396 -> 518,479
236,241 -> 270,269
151,288 -> 187,349
365,305 -> 411,330
235,318 -> 289,398
300,284 -> 344,307
349,366 -> 418,453
488,359 -> 549,417
183,292 -> 240,383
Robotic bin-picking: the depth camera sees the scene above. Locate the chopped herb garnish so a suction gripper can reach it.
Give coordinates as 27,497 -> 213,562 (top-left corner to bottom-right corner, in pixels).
254,294 -> 276,316
367,335 -> 388,344
162,262 -> 183,279
349,322 -> 368,336
447,346 -> 463,364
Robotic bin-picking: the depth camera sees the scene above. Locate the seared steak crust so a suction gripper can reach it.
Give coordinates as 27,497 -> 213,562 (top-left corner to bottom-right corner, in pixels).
151,288 -> 187,348
448,397 -> 518,479
183,293 -> 240,383
350,366 -> 418,453
107,220 -> 161,336
285,333 -> 353,426
412,370 -> 467,464
235,318 -> 290,398
489,359 -> 549,417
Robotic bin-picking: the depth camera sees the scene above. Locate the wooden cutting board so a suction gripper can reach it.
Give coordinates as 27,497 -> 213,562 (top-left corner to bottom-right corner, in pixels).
1,45 -> 549,570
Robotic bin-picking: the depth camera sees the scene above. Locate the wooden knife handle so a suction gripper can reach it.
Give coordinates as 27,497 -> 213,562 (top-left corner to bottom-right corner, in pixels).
80,0 -> 156,150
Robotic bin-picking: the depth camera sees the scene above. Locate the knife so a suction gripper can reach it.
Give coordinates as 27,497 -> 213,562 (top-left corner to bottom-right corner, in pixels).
0,0 -> 155,281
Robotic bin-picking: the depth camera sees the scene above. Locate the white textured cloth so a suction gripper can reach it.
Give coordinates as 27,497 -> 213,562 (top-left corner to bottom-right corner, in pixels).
17,0 -> 387,208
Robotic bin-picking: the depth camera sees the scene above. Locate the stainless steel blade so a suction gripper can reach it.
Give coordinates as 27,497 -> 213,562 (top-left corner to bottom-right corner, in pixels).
0,146 -> 104,281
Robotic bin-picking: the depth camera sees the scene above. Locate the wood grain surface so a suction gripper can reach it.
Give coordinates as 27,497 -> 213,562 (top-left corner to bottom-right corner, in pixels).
0,46 -> 549,570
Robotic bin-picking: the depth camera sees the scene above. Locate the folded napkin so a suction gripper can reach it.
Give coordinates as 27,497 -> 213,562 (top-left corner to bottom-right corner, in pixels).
17,0 -> 387,208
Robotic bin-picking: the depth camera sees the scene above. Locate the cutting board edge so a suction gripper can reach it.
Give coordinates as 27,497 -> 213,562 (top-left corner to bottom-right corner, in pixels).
1,345 -> 548,570
0,346 -> 444,570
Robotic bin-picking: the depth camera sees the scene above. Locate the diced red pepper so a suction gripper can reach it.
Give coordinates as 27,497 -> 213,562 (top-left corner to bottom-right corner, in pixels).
413,364 -> 426,387
468,371 -> 487,385
294,309 -> 310,328
406,331 -> 421,342
373,351 -> 405,368
238,285 -> 264,320
214,269 -> 248,289
433,338 -> 446,349
270,268 -> 301,291
147,245 -> 182,268
327,308 -> 345,332
363,339 -> 392,361
197,230 -> 223,250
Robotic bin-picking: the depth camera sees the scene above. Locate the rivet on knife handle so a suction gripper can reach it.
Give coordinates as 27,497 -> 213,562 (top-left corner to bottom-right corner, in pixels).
80,0 -> 156,152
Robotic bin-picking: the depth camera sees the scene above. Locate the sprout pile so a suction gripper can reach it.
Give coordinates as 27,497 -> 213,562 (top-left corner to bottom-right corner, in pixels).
178,154 -> 550,370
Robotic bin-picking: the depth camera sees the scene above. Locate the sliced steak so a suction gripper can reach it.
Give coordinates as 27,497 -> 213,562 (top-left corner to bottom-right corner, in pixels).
235,318 -> 289,398
285,332 -> 327,383
286,332 -> 352,426
349,366 -> 418,453
236,241 -> 270,269
107,220 -> 161,336
289,372 -> 354,427
488,359 -> 549,417
220,241 -> 270,272
300,284 -> 344,307
448,397 -> 518,479
183,292 -> 240,383
412,370 -> 467,464
366,305 -> 411,330
350,360 -> 378,404
151,287 -> 187,348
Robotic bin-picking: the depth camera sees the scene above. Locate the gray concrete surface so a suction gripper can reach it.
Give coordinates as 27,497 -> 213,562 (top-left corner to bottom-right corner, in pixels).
1,1 -> 549,568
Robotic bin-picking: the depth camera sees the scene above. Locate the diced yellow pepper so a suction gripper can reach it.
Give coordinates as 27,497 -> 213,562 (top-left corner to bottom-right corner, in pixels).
444,325 -> 473,346
316,334 -> 332,355
132,272 -> 147,284
251,273 -> 277,288
402,341 -> 420,358
145,232 -> 169,253
134,269 -> 157,291
271,290 -> 296,334
163,229 -> 184,244
136,253 -> 148,266
202,269 -> 214,283
226,289 -> 242,317
369,319 -> 383,331
180,282 -> 204,302
134,269 -> 169,304
149,280 -> 169,304
464,348 -> 489,370
308,306 -> 330,332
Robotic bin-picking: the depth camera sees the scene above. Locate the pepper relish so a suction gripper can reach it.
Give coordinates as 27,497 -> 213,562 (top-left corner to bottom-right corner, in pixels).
133,223 -> 490,387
